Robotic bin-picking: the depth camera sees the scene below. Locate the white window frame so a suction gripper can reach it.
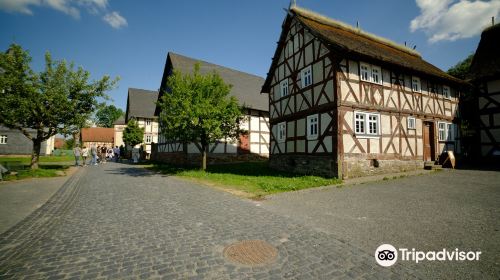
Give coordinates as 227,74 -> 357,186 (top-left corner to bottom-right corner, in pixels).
146,119 -> 151,126
0,135 -> 7,144
277,122 -> 286,143
371,65 -> 382,85
145,134 -> 152,143
301,66 -> 312,88
407,117 -> 416,129
307,114 -> 319,140
443,85 -> 451,99
438,122 -> 455,142
360,63 -> 370,82
412,77 -> 421,93
280,79 -> 289,98
354,112 -> 380,137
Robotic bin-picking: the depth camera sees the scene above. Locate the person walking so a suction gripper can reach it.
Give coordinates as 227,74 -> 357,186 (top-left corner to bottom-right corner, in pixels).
81,146 -> 89,166
73,145 -> 81,167
90,144 -> 98,165
113,146 -> 120,162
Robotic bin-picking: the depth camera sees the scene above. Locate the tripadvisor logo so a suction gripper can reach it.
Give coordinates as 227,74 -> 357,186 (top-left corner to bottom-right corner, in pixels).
375,244 -> 481,267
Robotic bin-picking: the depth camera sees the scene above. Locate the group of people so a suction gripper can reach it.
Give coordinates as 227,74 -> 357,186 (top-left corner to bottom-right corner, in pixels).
73,144 -> 124,167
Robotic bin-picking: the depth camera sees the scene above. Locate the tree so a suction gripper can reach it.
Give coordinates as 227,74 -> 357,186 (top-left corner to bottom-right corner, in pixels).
122,119 -> 144,148
447,53 -> 474,80
157,64 -> 245,170
0,44 -> 117,169
94,104 -> 124,128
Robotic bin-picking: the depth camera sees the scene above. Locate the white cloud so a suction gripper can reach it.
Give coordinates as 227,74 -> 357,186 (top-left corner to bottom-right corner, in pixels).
0,0 -> 40,15
0,0 -> 127,28
411,0 -> 500,43
103,11 -> 127,29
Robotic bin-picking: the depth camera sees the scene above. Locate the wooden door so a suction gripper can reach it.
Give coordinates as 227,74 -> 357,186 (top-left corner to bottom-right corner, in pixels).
423,122 -> 435,161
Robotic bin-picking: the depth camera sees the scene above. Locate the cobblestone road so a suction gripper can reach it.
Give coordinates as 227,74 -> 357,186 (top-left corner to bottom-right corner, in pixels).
0,163 -> 422,279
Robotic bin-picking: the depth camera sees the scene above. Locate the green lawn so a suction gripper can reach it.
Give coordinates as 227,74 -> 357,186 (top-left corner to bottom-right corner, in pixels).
1,165 -> 69,181
0,155 -> 74,164
150,162 -> 341,197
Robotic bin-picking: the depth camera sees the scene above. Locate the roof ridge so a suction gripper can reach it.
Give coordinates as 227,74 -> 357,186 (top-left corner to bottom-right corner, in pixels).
290,5 -> 421,58
168,52 -> 265,81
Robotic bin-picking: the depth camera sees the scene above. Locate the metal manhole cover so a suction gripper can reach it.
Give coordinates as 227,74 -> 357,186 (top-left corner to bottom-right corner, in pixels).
223,240 -> 278,266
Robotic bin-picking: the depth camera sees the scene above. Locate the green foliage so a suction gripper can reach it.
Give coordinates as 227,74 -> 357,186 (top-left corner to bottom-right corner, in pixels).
447,53 -> 474,80
2,165 -> 69,181
64,137 -> 76,149
150,162 -> 341,197
0,44 -> 118,169
122,119 -> 144,147
94,104 -> 124,128
157,64 -> 245,160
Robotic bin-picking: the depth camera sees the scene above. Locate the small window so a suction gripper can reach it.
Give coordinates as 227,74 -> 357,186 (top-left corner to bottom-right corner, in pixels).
280,79 -> 289,98
277,122 -> 286,143
443,85 -> 451,99
447,123 -> 453,141
360,63 -> 370,82
307,115 -> 319,140
412,77 -> 421,92
355,112 -> 380,136
407,117 -> 416,129
367,114 -> 379,135
0,135 -> 7,144
146,119 -> 151,126
371,66 -> 382,85
301,66 -> 312,88
355,113 -> 365,134
146,135 -> 152,143
438,122 -> 447,141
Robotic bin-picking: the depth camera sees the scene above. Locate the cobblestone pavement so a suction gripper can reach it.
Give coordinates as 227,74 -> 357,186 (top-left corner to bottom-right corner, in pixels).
262,169 -> 500,279
0,163 -> 423,279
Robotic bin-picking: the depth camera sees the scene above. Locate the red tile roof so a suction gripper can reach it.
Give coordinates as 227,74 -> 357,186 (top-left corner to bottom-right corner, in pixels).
81,128 -> 114,143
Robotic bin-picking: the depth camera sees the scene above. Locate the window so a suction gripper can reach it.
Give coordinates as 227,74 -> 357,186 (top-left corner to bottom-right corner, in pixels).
146,119 -> 151,126
301,66 -> 312,88
443,85 -> 451,99
407,117 -> 416,129
371,66 -> 382,85
307,115 -> 319,140
280,79 -> 289,97
277,122 -> 286,143
412,77 -> 421,92
355,113 -> 365,134
355,112 -> 380,136
0,135 -> 7,144
438,122 -> 455,142
145,134 -> 152,143
360,63 -> 370,82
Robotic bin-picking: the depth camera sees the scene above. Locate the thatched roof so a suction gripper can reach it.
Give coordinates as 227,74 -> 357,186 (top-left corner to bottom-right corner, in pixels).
469,23 -> 500,81
263,5 -> 464,91
125,88 -> 159,122
155,52 -> 268,116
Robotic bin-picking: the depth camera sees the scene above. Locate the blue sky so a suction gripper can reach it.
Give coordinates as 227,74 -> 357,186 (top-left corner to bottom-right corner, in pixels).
1,0 -> 499,110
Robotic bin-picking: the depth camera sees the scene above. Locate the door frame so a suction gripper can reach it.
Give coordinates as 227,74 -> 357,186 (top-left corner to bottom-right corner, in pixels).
423,121 -> 436,161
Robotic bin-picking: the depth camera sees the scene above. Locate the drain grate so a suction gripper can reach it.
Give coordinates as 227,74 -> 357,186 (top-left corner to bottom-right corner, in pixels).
223,240 -> 278,266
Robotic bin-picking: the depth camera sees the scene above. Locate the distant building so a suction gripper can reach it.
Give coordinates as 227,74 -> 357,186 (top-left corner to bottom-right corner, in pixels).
113,115 -> 126,148
261,5 -> 465,178
469,23 -> 500,159
81,127 -> 114,148
54,137 -> 66,149
0,125 -> 54,155
152,52 -> 270,165
125,88 -> 159,157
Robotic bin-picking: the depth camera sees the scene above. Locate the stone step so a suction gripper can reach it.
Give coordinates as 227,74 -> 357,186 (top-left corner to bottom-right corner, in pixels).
424,161 -> 443,170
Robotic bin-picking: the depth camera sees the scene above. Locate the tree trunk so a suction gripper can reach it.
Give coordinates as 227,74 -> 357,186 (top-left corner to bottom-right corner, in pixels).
31,138 -> 42,170
201,144 -> 207,171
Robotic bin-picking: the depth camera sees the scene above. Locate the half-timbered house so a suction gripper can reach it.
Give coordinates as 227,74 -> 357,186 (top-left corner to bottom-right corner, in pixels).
469,23 -> 500,159
262,5 -> 465,178
152,52 -> 269,165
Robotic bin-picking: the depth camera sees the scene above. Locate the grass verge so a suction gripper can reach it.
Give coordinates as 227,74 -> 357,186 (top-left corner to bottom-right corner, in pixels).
0,155 -> 74,164
2,165 -> 69,181
149,162 -> 341,198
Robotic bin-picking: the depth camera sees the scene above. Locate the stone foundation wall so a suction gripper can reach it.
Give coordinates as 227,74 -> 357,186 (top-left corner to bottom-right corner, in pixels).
152,151 -> 268,167
343,156 -> 424,179
269,154 -> 339,178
